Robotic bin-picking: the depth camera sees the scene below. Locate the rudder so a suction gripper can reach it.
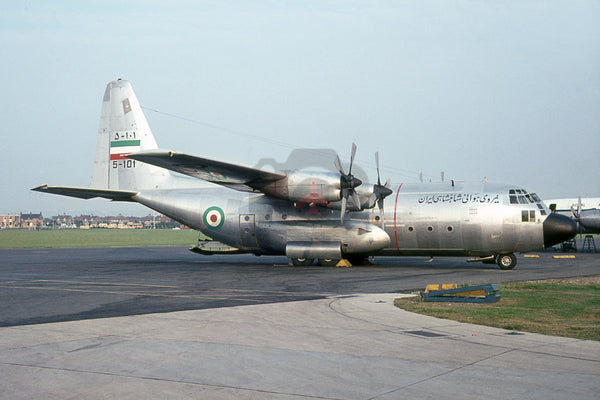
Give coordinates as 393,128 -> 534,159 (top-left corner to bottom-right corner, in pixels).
91,79 -> 170,191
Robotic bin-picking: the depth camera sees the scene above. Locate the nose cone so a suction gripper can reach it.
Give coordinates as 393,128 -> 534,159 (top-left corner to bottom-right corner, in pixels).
543,213 -> 577,248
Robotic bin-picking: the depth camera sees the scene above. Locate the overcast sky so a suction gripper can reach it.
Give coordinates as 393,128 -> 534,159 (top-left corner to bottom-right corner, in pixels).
1,0 -> 599,217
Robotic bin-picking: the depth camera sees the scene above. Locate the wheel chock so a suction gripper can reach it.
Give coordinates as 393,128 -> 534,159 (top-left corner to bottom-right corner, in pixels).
336,259 -> 353,268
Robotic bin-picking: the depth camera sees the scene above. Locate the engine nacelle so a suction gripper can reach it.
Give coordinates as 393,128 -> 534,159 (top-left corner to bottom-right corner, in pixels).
258,171 -> 341,204
258,220 -> 391,256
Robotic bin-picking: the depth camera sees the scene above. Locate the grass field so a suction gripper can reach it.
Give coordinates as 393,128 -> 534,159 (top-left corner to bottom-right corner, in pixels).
395,277 -> 600,341
0,229 -> 202,248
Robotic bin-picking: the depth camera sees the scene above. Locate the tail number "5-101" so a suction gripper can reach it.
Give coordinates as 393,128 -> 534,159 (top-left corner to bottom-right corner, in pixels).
112,160 -> 136,169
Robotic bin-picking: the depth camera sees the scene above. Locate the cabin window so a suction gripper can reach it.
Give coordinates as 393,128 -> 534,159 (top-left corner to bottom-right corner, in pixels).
427,226 -> 433,232
522,210 -> 536,222
447,226 -> 453,232
408,226 -> 414,232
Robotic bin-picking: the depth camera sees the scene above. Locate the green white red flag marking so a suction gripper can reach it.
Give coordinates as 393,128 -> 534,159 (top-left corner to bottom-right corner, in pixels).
110,140 -> 140,160
203,206 -> 225,230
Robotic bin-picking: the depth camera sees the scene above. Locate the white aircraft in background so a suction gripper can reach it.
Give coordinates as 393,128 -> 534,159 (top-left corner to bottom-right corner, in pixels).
546,197 -> 600,234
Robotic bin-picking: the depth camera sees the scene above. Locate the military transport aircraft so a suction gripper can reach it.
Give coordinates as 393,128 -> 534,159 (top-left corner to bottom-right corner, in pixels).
33,79 -> 577,270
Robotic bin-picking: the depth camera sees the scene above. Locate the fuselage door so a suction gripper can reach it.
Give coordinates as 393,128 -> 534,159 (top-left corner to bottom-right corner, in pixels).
239,214 -> 258,248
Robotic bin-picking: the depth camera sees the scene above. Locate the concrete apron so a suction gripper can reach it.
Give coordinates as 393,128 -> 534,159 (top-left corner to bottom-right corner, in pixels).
0,293 -> 598,400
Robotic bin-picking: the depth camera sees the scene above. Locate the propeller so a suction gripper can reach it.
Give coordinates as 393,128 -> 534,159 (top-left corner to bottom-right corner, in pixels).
335,142 -> 362,223
368,152 -> 393,229
571,195 -> 583,237
571,195 -> 582,221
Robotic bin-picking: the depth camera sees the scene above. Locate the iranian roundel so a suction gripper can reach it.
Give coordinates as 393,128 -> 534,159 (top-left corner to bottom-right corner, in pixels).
203,206 -> 224,230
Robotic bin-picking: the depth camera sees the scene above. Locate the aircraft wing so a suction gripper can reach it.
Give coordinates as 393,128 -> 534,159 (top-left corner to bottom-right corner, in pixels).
31,185 -> 137,201
128,150 -> 286,192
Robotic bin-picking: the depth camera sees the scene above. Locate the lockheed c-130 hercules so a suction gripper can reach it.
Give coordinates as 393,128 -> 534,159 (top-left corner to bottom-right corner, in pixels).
33,79 -> 577,270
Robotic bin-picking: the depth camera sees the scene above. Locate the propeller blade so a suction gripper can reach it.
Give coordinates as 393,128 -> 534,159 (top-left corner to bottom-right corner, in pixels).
384,178 -> 391,188
340,195 -> 347,224
368,192 -> 377,209
572,195 -> 582,220
379,200 -> 385,230
351,191 -> 361,211
375,151 -> 381,186
334,155 -> 344,175
349,142 -> 357,175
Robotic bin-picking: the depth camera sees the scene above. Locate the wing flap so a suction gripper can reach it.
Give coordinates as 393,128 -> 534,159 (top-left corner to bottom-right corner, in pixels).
32,185 -> 137,201
128,150 -> 285,191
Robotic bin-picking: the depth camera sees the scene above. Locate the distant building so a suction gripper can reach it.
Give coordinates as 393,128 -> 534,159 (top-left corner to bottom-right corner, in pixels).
0,212 -> 181,229
20,213 -> 44,229
0,215 -> 21,229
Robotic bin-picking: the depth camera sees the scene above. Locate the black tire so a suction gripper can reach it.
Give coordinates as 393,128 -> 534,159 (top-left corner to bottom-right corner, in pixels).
497,253 -> 517,270
318,258 -> 340,266
291,258 -> 314,266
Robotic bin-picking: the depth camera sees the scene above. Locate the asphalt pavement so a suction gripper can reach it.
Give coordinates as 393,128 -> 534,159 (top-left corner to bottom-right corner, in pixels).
0,247 -> 598,399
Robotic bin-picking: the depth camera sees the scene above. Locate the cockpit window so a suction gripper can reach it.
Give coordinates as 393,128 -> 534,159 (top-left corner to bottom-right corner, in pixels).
509,188 -> 535,205
518,195 -> 528,204
530,193 -> 541,202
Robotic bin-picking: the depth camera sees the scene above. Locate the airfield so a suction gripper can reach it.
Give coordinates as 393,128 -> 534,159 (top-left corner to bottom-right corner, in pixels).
0,247 -> 599,399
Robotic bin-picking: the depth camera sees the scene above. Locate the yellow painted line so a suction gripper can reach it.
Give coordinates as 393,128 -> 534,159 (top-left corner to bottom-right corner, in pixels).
523,254 -> 540,258
553,255 -> 576,259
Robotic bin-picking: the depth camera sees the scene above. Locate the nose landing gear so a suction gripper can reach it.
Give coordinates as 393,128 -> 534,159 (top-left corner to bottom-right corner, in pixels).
496,253 -> 517,270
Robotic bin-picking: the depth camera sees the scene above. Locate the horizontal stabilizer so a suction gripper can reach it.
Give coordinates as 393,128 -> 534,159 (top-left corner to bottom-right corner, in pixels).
129,150 -> 285,192
31,185 -> 137,201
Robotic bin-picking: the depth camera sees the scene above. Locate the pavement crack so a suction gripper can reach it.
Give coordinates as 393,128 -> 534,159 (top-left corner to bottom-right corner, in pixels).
367,348 -> 516,399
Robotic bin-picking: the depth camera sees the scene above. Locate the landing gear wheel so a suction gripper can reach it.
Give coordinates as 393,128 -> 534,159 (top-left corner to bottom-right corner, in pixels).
291,258 -> 314,266
318,258 -> 340,266
497,253 -> 517,270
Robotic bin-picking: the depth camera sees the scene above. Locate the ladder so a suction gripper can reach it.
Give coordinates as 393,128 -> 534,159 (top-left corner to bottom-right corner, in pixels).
582,235 -> 597,253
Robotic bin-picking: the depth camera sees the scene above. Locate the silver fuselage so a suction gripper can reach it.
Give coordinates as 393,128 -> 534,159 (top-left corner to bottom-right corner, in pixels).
133,181 -> 551,257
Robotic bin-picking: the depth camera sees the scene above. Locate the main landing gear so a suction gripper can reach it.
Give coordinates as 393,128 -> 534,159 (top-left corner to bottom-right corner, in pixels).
469,253 -> 518,270
290,256 -> 367,267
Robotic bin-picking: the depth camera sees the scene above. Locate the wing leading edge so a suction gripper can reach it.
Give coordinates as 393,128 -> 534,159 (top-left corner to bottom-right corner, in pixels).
128,150 -> 286,192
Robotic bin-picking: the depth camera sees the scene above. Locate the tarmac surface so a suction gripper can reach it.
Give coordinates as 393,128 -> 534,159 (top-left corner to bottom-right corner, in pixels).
0,246 -> 599,399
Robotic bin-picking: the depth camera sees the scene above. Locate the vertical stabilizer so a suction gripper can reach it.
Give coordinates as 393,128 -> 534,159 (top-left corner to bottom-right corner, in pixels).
90,79 -> 170,191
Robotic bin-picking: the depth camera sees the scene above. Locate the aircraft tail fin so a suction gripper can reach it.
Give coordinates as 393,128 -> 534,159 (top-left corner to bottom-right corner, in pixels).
91,79 -> 172,191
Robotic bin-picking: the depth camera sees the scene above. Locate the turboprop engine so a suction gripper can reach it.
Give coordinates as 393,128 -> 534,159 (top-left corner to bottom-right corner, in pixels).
257,171 -> 342,204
